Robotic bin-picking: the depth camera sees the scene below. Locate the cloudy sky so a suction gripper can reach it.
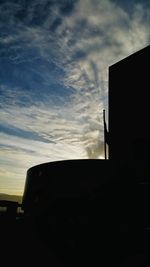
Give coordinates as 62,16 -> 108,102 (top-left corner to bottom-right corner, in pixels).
0,0 -> 150,196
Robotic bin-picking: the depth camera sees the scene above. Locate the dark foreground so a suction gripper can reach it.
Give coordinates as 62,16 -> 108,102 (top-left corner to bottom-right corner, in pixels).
1,191 -> 150,266
1,161 -> 150,266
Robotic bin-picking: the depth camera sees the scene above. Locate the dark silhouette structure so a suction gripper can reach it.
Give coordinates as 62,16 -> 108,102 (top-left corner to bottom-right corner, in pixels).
20,45 -> 150,266
109,45 -> 150,163
0,200 -> 19,218
1,45 -> 150,266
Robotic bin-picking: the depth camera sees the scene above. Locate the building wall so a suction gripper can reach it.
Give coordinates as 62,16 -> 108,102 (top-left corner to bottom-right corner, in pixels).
109,45 -> 150,162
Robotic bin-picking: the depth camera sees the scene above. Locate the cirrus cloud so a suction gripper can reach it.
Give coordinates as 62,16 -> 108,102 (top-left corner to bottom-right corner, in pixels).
0,0 -> 150,195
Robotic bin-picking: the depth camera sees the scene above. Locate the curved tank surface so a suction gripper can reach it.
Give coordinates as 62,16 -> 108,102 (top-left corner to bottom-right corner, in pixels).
22,159 -> 117,214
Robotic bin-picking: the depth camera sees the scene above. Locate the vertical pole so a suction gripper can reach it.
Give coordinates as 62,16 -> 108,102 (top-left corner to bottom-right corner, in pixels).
103,109 -> 107,160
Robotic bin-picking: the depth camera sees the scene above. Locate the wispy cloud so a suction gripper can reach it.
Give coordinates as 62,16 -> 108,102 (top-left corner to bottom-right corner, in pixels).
0,0 -> 150,195
0,131 -> 85,195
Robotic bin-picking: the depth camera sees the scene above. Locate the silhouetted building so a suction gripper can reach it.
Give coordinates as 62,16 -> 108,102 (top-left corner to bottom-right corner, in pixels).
22,159 -> 115,214
22,159 -> 118,266
109,45 -> 150,163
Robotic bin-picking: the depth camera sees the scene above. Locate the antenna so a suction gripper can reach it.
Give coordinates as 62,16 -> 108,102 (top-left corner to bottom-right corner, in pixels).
103,109 -> 107,160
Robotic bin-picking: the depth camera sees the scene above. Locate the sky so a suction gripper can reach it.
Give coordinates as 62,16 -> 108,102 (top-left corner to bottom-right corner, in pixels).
0,0 -> 150,196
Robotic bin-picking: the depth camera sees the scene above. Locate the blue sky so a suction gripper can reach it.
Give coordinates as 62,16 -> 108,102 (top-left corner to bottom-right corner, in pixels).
0,0 -> 150,196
